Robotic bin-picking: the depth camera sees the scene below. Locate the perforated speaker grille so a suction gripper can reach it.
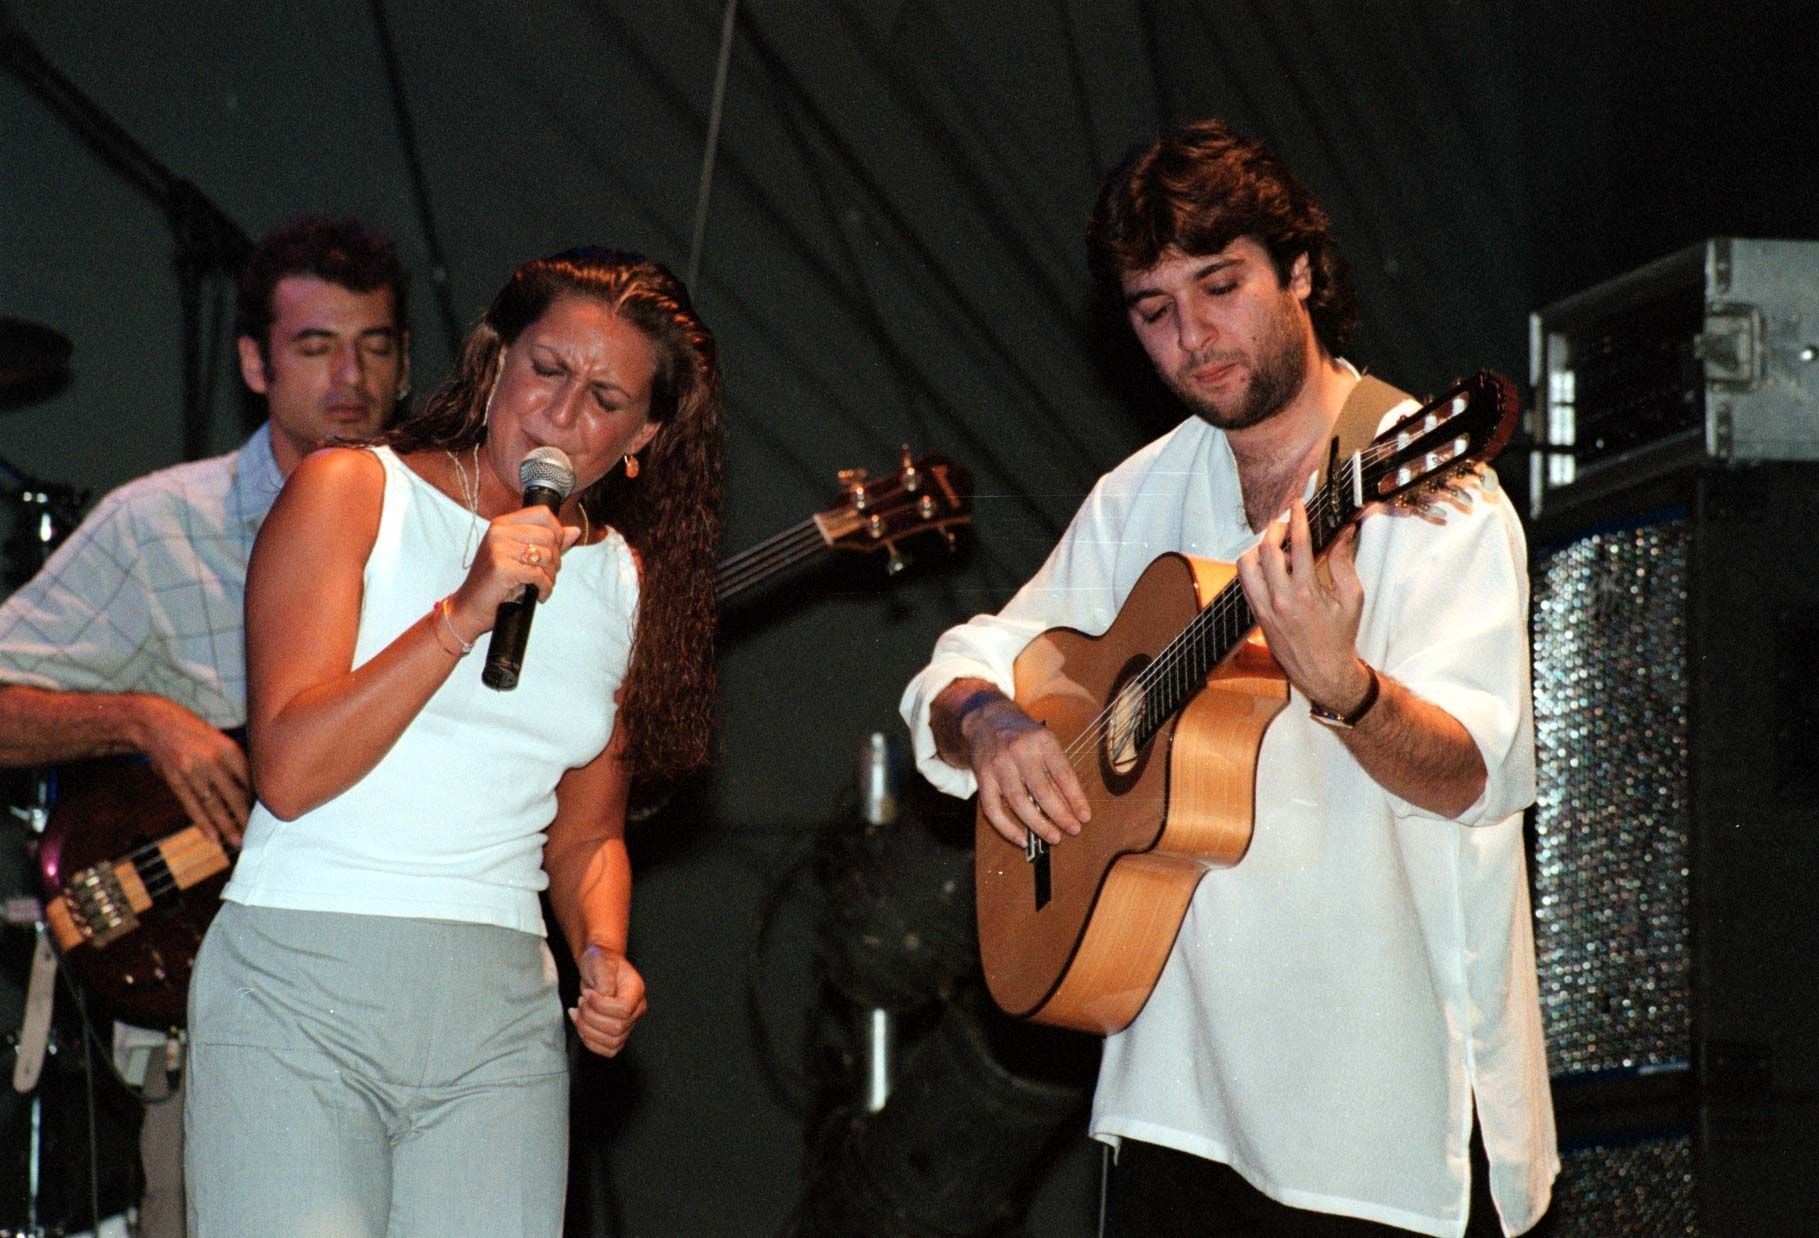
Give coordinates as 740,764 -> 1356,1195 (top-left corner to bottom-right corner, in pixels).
1530,519 -> 1692,1076
1552,1134 -> 1697,1236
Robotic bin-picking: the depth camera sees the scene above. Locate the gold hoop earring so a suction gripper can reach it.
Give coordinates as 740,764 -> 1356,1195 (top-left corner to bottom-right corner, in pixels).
623,453 -> 640,479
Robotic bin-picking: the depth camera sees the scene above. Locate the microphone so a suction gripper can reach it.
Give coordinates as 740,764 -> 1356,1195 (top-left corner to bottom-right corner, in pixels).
481,446 -> 576,691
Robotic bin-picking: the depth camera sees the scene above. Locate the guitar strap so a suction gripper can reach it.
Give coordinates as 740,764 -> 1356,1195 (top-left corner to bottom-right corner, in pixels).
1320,372 -> 1414,488
1311,373 -> 1413,586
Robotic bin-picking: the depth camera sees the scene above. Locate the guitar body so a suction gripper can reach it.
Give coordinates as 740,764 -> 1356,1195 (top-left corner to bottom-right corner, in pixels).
973,371 -> 1519,1035
37,758 -> 231,1028
976,553 -> 1288,1033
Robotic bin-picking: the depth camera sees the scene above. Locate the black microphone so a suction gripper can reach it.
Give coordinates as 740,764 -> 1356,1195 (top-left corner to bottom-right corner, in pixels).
482,446 -> 576,691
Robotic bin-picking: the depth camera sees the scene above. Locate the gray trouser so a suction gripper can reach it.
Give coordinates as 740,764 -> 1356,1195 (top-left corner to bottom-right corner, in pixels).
184,903 -> 569,1237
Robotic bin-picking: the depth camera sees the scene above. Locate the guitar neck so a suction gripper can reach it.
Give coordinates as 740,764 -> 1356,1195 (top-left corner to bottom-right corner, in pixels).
46,823 -> 232,952
1140,461 -> 1363,732
714,518 -> 830,603
1136,374 -> 1512,733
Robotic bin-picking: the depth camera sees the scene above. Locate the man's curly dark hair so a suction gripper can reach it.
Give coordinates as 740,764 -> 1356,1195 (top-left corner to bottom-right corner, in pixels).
1087,118 -> 1358,360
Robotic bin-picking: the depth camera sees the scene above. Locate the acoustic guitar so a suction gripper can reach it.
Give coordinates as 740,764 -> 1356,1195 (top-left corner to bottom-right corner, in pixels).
35,447 -> 973,1028
975,373 -> 1518,1034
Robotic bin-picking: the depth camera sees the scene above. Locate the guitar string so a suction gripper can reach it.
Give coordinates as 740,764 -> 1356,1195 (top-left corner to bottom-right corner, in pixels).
718,523 -> 824,575
716,495 -> 959,599
716,497 -> 925,595
717,528 -> 837,595
71,835 -> 222,912
719,518 -> 820,570
1062,416 -> 1463,767
716,525 -> 831,599
715,478 -> 932,577
718,553 -> 823,597
1054,405 -> 1483,771
717,474 -> 951,598
1055,443 -> 1367,763
1052,450 -> 1362,769
1052,415 -> 1470,775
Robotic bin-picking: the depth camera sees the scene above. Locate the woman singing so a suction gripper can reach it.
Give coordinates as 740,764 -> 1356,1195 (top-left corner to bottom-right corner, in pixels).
184,249 -> 722,1235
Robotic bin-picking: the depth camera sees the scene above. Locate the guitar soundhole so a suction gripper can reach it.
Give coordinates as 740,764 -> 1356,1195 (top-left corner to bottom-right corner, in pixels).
1099,653 -> 1156,794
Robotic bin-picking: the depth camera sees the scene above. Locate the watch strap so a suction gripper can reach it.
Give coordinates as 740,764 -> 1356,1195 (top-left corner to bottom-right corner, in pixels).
1310,663 -> 1380,729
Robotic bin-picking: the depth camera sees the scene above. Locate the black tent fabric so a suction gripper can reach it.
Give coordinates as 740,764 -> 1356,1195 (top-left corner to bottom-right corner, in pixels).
5,2 -> 1816,1232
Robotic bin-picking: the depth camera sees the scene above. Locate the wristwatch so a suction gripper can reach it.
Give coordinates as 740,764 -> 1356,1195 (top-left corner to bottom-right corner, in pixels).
1309,663 -> 1380,729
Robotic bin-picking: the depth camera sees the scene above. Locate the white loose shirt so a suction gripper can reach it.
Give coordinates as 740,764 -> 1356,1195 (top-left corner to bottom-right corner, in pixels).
900,407 -> 1558,1236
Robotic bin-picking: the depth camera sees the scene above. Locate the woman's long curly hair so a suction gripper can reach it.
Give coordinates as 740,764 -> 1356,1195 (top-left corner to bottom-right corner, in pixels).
383,248 -> 724,779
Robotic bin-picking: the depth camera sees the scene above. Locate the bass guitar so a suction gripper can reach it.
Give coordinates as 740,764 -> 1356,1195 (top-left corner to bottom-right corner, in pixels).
975,373 -> 1518,1034
36,446 -> 973,1027
38,759 -> 234,1028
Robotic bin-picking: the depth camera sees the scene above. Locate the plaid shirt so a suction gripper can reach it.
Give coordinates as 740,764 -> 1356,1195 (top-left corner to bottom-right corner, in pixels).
0,424 -> 284,727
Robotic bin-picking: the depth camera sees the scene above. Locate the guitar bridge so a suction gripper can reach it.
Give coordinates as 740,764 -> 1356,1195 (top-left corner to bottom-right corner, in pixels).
62,864 -> 141,948
1024,831 -> 1052,910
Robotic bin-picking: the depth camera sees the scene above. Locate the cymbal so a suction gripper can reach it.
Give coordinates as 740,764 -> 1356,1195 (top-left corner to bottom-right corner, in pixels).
0,317 -> 71,406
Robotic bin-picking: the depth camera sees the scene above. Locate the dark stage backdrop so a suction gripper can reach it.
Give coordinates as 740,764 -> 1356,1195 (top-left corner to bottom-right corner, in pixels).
4,2 -> 1815,1233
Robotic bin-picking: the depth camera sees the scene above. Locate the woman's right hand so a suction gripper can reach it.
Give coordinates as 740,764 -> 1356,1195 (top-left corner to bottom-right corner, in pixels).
443,506 -> 582,644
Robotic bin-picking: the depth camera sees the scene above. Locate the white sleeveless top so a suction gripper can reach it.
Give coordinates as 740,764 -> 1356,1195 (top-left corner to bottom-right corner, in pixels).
224,446 -> 639,935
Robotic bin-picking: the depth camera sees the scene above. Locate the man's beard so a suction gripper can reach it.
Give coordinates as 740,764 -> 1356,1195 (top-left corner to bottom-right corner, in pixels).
1165,293 -> 1309,431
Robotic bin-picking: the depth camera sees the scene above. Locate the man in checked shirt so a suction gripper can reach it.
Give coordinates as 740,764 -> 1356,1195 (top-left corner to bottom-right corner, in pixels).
0,213 -> 409,1237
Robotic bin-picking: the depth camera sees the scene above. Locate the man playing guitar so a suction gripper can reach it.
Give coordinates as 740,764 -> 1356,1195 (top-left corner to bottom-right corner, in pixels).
0,215 -> 409,1237
901,120 -> 1556,1236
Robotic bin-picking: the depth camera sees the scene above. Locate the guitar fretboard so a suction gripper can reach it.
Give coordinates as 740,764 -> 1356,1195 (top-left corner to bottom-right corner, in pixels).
715,520 -> 827,602
1125,453 -> 1363,753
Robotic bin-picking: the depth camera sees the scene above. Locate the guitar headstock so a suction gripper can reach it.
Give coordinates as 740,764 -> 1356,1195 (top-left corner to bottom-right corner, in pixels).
1354,371 -> 1518,509
814,447 -> 973,565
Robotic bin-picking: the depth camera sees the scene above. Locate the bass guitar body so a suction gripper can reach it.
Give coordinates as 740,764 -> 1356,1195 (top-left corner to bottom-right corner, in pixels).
37,758 -> 232,1029
976,553 -> 1286,1034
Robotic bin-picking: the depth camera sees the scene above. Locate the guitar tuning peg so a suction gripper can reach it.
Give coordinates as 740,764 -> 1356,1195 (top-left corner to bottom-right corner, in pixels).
886,545 -> 908,575
837,467 -> 870,510
899,444 -> 921,492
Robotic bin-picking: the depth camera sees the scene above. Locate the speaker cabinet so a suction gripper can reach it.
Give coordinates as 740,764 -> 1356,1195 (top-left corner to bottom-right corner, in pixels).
1530,463 -> 1819,1234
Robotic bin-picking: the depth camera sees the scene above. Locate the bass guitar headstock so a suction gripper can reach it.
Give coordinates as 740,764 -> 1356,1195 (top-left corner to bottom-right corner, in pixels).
814,447 -> 973,573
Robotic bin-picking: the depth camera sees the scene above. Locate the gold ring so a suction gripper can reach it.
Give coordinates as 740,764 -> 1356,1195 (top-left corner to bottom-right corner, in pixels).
521,545 -> 542,566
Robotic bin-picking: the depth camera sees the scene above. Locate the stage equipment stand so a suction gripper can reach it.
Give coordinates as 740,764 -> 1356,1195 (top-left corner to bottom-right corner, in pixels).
794,733 -> 1096,1237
